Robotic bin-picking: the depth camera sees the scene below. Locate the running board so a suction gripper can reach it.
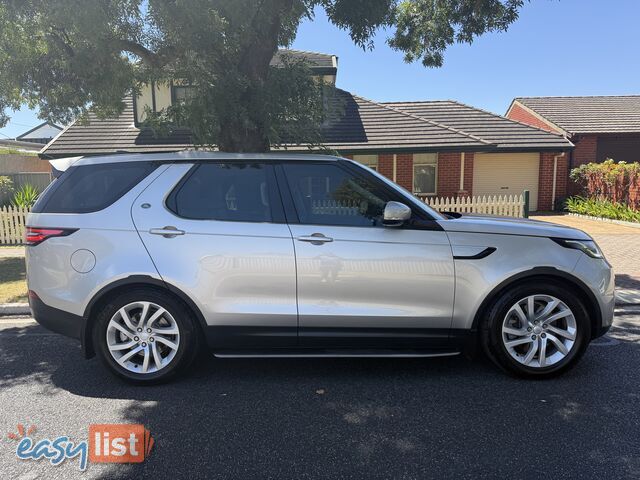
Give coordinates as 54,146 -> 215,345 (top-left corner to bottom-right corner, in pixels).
213,349 -> 461,359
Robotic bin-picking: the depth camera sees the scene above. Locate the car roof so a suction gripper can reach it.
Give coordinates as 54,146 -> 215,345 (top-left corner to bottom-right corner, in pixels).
66,151 -> 342,168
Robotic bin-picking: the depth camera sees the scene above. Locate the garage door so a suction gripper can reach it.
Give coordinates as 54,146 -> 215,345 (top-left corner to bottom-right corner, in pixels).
473,153 -> 539,211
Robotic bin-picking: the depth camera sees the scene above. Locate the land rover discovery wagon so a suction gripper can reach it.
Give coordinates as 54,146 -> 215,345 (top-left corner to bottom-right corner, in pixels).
25,152 -> 614,383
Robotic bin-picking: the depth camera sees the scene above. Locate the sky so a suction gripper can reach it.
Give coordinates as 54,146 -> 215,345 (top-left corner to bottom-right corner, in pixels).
1,0 -> 639,139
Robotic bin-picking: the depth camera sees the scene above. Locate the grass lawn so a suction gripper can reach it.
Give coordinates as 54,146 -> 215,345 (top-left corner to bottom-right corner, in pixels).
0,256 -> 27,303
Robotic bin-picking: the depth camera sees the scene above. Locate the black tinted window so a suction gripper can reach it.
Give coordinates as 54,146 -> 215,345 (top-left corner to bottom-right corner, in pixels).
169,163 -> 272,222
283,163 -> 394,227
32,162 -> 156,214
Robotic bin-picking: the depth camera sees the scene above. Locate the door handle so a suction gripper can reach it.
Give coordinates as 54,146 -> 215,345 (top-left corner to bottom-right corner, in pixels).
149,226 -> 185,238
297,233 -> 333,245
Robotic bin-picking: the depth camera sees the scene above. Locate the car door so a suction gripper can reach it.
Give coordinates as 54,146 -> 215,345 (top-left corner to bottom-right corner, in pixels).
132,161 -> 297,349
278,160 -> 455,349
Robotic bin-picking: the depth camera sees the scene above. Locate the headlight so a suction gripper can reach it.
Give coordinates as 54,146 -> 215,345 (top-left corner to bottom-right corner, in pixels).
551,238 -> 603,259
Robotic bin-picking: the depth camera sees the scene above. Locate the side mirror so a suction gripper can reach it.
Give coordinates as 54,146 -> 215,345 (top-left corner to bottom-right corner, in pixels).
383,201 -> 411,227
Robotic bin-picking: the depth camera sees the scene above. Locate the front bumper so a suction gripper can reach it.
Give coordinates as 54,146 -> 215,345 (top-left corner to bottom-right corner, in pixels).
572,255 -> 615,339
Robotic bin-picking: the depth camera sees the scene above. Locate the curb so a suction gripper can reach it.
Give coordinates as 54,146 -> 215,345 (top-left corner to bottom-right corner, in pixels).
567,213 -> 640,229
0,303 -> 31,316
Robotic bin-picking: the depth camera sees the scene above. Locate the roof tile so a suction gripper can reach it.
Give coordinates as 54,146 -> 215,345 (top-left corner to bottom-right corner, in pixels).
514,96 -> 640,134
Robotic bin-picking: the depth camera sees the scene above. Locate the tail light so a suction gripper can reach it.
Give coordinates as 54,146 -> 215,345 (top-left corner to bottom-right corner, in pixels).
25,227 -> 77,246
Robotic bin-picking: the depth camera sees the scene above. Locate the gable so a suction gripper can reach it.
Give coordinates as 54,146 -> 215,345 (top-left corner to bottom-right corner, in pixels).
505,102 -> 563,134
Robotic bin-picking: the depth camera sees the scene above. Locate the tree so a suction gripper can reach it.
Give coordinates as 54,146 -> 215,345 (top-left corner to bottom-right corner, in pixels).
0,0 -> 526,152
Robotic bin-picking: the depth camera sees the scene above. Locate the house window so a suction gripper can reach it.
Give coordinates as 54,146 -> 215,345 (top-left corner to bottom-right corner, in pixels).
353,154 -> 378,171
171,85 -> 196,104
413,153 -> 438,195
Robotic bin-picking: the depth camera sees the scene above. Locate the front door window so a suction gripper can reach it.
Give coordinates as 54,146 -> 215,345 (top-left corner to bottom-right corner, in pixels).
283,163 -> 394,227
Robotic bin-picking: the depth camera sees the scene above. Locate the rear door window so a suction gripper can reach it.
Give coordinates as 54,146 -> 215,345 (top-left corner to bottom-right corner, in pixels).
32,161 -> 156,214
166,163 -> 277,222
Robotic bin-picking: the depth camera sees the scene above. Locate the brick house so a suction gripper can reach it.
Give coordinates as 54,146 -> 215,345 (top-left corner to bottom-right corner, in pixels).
506,95 -> 640,194
41,51 -> 573,211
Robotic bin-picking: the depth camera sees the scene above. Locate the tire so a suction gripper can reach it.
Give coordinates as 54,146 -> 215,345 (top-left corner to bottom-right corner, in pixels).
481,280 -> 591,378
93,287 -> 201,384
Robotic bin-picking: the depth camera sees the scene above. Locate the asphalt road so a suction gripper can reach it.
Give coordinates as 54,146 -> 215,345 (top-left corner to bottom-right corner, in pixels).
1,309 -> 639,480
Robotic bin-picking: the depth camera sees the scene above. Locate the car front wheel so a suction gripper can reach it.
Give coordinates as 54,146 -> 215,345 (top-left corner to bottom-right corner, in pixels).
482,281 -> 591,378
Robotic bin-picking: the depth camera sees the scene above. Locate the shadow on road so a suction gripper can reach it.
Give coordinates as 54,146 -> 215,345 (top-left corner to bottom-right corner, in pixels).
1,323 -> 639,479
616,273 -> 640,290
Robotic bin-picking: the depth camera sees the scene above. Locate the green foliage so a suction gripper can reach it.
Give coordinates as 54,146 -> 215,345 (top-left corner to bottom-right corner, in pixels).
144,54 -> 334,151
0,147 -> 37,156
12,184 -> 39,208
0,175 -> 14,203
0,0 -> 530,151
570,159 -> 640,210
566,196 -> 640,223
390,0 -> 525,67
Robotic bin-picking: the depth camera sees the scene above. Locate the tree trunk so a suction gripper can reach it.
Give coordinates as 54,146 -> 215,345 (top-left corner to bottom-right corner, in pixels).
218,124 -> 271,152
217,0 -> 295,153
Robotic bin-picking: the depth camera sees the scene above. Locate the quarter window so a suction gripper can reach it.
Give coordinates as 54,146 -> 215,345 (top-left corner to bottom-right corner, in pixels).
283,163 -> 396,227
413,153 -> 438,195
31,162 -> 156,214
168,163 -> 273,222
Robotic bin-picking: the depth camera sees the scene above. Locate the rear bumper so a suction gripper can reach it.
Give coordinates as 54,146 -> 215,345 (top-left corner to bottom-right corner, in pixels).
29,293 -> 83,340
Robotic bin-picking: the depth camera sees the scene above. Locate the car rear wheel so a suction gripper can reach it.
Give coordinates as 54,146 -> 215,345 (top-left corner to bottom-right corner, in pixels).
93,288 -> 200,384
482,281 -> 591,378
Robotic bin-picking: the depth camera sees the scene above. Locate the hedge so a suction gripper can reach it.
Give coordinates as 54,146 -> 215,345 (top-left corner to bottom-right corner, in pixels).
570,159 -> 640,210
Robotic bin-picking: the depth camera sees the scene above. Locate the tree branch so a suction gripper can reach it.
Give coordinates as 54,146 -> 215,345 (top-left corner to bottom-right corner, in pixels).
47,26 -> 75,57
113,39 -> 178,68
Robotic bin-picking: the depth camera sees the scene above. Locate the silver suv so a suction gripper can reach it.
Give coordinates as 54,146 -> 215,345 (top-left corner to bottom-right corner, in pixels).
26,152 -> 614,383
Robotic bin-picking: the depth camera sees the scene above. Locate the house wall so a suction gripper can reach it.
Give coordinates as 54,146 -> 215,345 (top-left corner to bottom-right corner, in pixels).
0,154 -> 51,173
565,134 -> 640,195
344,150 -> 566,211
572,135 -> 598,168
436,152 -> 463,198
568,135 -> 598,195
395,153 -> 413,191
596,134 -> 640,163
538,152 -> 568,210
462,152 -> 474,195
135,82 -> 172,123
377,154 -> 394,179
506,103 -> 562,134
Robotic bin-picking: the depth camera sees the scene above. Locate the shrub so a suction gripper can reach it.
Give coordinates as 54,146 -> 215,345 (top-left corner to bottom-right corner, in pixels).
570,159 -> 640,210
0,176 -> 14,204
12,183 -> 39,208
566,196 -> 640,223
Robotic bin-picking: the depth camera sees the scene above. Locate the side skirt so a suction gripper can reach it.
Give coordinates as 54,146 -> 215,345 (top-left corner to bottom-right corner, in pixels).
213,349 -> 461,358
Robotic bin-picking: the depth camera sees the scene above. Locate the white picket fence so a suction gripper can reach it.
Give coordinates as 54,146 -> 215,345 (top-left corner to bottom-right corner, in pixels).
0,206 -> 29,245
423,194 -> 526,218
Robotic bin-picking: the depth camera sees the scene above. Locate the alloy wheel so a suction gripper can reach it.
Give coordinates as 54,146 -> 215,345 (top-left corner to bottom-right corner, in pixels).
106,301 -> 181,374
501,294 -> 577,368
